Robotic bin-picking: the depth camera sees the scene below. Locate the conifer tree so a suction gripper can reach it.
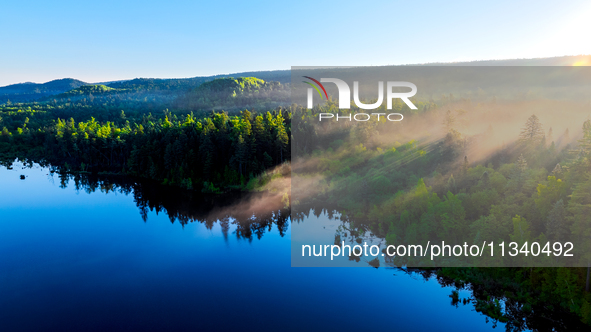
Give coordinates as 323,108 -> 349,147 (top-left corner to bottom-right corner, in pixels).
519,114 -> 544,145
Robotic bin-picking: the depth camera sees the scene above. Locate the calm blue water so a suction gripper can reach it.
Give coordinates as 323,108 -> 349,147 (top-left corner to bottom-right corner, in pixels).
0,164 -> 507,331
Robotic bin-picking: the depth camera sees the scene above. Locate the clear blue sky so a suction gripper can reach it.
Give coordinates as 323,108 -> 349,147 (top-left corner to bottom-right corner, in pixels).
1,0 -> 590,86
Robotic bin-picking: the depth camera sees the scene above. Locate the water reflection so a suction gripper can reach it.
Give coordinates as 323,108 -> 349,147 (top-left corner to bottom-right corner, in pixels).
56,171 -> 290,242
3,164 -> 587,331
293,206 -> 587,331
397,268 -> 587,332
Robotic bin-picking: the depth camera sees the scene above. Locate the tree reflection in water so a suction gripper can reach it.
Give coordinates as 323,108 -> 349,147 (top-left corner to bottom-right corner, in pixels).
51,171 -> 589,331
59,172 -> 289,242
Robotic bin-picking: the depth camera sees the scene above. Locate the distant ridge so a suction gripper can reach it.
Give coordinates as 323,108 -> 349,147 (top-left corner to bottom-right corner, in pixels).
0,78 -> 87,103
411,55 -> 591,66
0,78 -> 87,92
1,55 -> 589,103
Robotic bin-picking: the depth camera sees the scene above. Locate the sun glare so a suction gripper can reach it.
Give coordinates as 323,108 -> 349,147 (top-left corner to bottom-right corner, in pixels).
572,59 -> 590,66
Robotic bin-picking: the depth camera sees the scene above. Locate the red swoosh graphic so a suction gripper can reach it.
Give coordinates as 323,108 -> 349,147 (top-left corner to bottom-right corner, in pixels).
304,76 -> 328,100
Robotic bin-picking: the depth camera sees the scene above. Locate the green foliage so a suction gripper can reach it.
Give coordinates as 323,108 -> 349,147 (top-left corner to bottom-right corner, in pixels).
56,85 -> 117,98
509,215 -> 532,245
291,105 -> 591,325
535,176 -> 566,219
0,105 -> 290,192
176,77 -> 290,111
5,77 -> 591,326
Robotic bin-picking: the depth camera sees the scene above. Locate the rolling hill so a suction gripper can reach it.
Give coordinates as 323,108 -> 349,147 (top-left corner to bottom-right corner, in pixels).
1,55 -> 588,104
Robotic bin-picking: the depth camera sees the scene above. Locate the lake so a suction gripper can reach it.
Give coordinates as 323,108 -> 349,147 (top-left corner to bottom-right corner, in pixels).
0,163 -> 523,331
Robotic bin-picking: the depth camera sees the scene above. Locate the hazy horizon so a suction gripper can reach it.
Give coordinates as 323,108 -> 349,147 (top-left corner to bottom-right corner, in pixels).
2,0 -> 591,86
2,54 -> 591,88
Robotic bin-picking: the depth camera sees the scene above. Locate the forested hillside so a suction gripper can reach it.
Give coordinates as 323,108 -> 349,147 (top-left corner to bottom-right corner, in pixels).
0,78 -> 87,103
174,77 -> 290,111
3,55 -> 588,104
291,96 -> 591,326
0,70 -> 291,104
3,60 -> 591,327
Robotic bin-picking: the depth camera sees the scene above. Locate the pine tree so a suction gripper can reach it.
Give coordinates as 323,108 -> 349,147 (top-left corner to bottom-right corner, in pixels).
275,113 -> 289,163
568,178 -> 591,268
546,199 -> 568,242
510,215 -> 531,245
199,130 -> 215,180
516,154 -> 527,171
519,114 -> 544,145
235,134 -> 248,177
579,120 -> 591,156
252,114 -> 269,163
511,154 -> 528,187
445,174 -> 456,193
461,155 -> 469,175
442,110 -> 455,131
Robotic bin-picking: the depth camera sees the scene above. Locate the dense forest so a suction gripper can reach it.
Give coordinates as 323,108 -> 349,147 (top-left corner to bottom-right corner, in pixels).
0,102 -> 290,194
291,96 -> 591,326
0,76 -> 292,196
3,64 -> 591,328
